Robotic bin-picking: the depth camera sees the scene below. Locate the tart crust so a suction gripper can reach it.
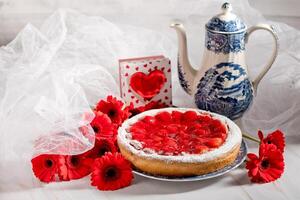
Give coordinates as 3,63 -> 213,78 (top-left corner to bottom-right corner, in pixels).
117,108 -> 242,177
119,142 -> 240,176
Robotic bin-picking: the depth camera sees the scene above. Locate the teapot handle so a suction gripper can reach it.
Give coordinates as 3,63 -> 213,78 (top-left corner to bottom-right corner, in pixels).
245,24 -> 279,94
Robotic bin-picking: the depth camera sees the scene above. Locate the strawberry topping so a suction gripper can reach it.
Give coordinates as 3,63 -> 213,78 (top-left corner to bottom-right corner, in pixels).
129,111 -> 228,156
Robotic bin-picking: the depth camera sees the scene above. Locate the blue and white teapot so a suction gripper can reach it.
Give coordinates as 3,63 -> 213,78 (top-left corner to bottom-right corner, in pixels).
171,2 -> 278,119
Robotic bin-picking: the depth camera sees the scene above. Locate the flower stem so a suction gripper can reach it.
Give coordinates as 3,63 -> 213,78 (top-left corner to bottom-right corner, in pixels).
242,132 -> 260,143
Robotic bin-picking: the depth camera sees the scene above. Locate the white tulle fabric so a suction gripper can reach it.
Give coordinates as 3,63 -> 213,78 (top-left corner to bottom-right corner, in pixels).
0,0 -> 299,187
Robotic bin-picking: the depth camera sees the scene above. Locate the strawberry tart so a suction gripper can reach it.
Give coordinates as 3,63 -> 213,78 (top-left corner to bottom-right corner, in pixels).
117,108 -> 242,176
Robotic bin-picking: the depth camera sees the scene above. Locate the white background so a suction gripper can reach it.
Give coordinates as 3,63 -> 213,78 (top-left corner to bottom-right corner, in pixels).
0,0 -> 299,45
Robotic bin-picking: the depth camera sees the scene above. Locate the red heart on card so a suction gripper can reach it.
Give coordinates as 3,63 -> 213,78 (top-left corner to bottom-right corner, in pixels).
129,69 -> 166,100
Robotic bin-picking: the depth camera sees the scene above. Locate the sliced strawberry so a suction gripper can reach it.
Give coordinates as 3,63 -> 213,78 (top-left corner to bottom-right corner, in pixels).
178,132 -> 190,140
155,129 -> 168,137
205,137 -> 223,148
166,124 -> 180,133
193,128 -> 209,136
163,138 -> 178,152
130,126 -> 147,135
132,133 -> 147,140
188,123 -> 203,131
197,115 -> 212,123
179,124 -> 188,132
194,145 -> 209,154
132,121 -> 147,129
209,132 -> 227,141
171,111 -> 182,122
142,139 -> 155,147
129,125 -> 146,134
152,141 -> 163,150
194,137 -> 207,144
213,124 -> 227,133
152,135 -> 163,142
155,111 -> 172,124
209,119 -> 222,128
181,111 -> 198,122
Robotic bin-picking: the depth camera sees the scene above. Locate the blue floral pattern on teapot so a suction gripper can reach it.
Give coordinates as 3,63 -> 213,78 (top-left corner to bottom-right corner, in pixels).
206,31 -> 245,54
194,62 -> 253,119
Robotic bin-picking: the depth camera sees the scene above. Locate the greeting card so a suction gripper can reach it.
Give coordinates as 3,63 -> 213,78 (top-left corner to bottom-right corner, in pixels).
119,55 -> 172,107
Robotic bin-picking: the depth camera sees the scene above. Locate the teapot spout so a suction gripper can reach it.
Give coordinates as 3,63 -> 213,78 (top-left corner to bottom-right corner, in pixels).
170,23 -> 197,95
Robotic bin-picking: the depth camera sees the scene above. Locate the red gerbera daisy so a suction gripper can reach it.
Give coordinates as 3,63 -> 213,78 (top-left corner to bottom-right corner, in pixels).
246,143 -> 284,183
58,154 -> 93,181
86,138 -> 118,159
91,152 -> 133,191
258,130 -> 285,152
31,154 -> 59,183
95,95 -> 129,126
90,111 -> 116,139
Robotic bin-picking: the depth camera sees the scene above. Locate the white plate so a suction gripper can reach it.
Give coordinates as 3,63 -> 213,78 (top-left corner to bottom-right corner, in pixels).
133,139 -> 247,182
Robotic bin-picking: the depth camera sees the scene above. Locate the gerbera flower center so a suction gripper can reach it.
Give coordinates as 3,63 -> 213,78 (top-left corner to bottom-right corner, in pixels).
108,109 -> 116,118
261,159 -> 270,169
104,166 -> 119,180
98,146 -> 110,157
92,126 -> 100,133
45,159 -> 53,168
70,156 -> 80,167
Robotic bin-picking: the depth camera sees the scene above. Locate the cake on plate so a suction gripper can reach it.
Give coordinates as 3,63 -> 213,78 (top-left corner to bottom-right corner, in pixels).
117,108 -> 242,176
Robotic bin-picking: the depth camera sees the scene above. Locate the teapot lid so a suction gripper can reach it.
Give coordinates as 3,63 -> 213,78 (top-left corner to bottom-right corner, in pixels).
206,2 -> 246,33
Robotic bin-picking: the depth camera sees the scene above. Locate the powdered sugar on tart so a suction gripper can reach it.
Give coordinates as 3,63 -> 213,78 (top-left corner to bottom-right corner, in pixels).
118,108 -> 242,163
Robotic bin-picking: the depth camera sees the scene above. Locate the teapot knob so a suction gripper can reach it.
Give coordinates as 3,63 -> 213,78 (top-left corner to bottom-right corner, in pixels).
221,2 -> 232,13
